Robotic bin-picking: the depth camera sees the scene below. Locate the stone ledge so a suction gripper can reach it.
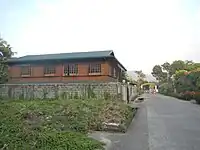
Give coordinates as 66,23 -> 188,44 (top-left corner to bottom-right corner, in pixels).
134,96 -> 145,103
101,108 -> 138,133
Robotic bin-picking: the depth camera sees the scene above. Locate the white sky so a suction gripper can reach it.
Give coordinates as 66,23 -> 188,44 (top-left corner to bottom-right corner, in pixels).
9,0 -> 200,73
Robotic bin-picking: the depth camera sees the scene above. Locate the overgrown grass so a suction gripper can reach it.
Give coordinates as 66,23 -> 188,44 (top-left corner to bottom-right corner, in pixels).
0,98 -> 132,149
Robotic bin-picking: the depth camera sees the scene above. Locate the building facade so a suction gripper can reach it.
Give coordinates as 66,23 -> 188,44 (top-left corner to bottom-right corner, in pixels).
8,50 -> 126,83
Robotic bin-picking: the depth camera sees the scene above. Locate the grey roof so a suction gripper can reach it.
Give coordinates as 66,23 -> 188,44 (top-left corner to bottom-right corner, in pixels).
8,50 -> 114,62
8,50 -> 127,70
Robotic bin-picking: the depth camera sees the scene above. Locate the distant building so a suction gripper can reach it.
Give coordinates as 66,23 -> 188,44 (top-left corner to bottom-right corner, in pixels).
7,50 -> 126,83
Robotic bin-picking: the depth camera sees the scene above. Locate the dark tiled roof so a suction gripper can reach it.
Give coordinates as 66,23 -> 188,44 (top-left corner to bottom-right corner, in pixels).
8,50 -> 114,62
8,50 -> 127,71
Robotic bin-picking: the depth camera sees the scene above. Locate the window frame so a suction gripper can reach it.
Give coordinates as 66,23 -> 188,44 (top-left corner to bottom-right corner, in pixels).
89,64 -> 101,75
109,66 -> 112,76
44,65 -> 56,76
21,65 -> 31,77
113,67 -> 116,77
63,64 -> 78,76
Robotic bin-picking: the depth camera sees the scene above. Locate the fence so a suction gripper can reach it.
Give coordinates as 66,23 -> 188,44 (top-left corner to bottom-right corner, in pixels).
0,82 -> 137,101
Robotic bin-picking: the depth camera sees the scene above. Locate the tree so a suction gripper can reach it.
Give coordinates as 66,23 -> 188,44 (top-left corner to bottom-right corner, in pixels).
161,62 -> 171,73
152,60 -> 200,102
126,74 -> 136,83
151,65 -> 167,83
169,60 -> 186,76
158,82 -> 174,95
173,70 -> 194,93
185,60 -> 194,66
152,65 -> 162,80
186,62 -> 200,71
134,70 -> 146,79
0,36 -> 14,83
121,71 -> 136,84
121,71 -> 128,82
134,70 -> 146,86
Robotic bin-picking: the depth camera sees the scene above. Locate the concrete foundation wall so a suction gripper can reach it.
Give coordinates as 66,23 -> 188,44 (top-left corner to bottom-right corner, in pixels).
0,82 -> 137,101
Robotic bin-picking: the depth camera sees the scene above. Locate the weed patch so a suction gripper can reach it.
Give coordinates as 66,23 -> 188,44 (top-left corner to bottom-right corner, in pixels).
0,99 -> 133,149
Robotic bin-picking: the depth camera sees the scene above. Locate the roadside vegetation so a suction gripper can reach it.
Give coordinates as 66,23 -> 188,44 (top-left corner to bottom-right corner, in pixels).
152,60 -> 200,103
0,98 -> 133,149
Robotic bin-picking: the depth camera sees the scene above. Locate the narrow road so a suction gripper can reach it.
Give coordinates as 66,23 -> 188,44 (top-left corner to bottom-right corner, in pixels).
109,94 -> 200,150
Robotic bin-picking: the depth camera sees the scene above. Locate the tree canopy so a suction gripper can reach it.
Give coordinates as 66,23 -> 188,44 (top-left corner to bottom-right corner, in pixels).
134,70 -> 146,79
134,70 -> 147,85
0,36 -> 14,83
151,60 -> 200,83
152,60 -> 200,103
151,65 -> 167,83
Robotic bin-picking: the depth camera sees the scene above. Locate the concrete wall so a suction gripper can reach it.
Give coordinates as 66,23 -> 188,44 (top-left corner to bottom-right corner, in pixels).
0,82 -> 137,101
121,83 -> 138,101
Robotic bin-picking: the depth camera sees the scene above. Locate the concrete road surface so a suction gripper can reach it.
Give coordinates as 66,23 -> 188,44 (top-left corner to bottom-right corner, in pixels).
97,94 -> 200,150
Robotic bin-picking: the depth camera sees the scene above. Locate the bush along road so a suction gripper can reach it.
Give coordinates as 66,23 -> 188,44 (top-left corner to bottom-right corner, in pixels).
0,98 -> 136,150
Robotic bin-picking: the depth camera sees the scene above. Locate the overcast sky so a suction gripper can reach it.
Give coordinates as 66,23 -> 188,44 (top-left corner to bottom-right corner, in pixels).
0,0 -> 200,73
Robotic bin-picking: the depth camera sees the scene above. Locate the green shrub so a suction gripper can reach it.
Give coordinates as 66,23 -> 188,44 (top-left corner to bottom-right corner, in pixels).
104,92 -> 111,100
193,94 -> 200,104
87,85 -> 96,98
0,98 -> 133,149
162,91 -> 195,101
168,92 -> 185,100
0,129 -> 104,150
158,82 -> 174,95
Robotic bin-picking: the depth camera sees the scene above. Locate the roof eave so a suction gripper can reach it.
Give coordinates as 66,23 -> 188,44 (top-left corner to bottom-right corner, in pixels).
115,58 -> 127,71
7,55 -> 114,64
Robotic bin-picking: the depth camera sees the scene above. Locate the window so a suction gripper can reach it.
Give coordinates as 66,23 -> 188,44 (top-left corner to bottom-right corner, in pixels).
44,65 -> 56,75
21,65 -> 31,76
89,64 -> 101,74
64,64 -> 78,75
113,68 -> 116,77
109,66 -> 112,76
